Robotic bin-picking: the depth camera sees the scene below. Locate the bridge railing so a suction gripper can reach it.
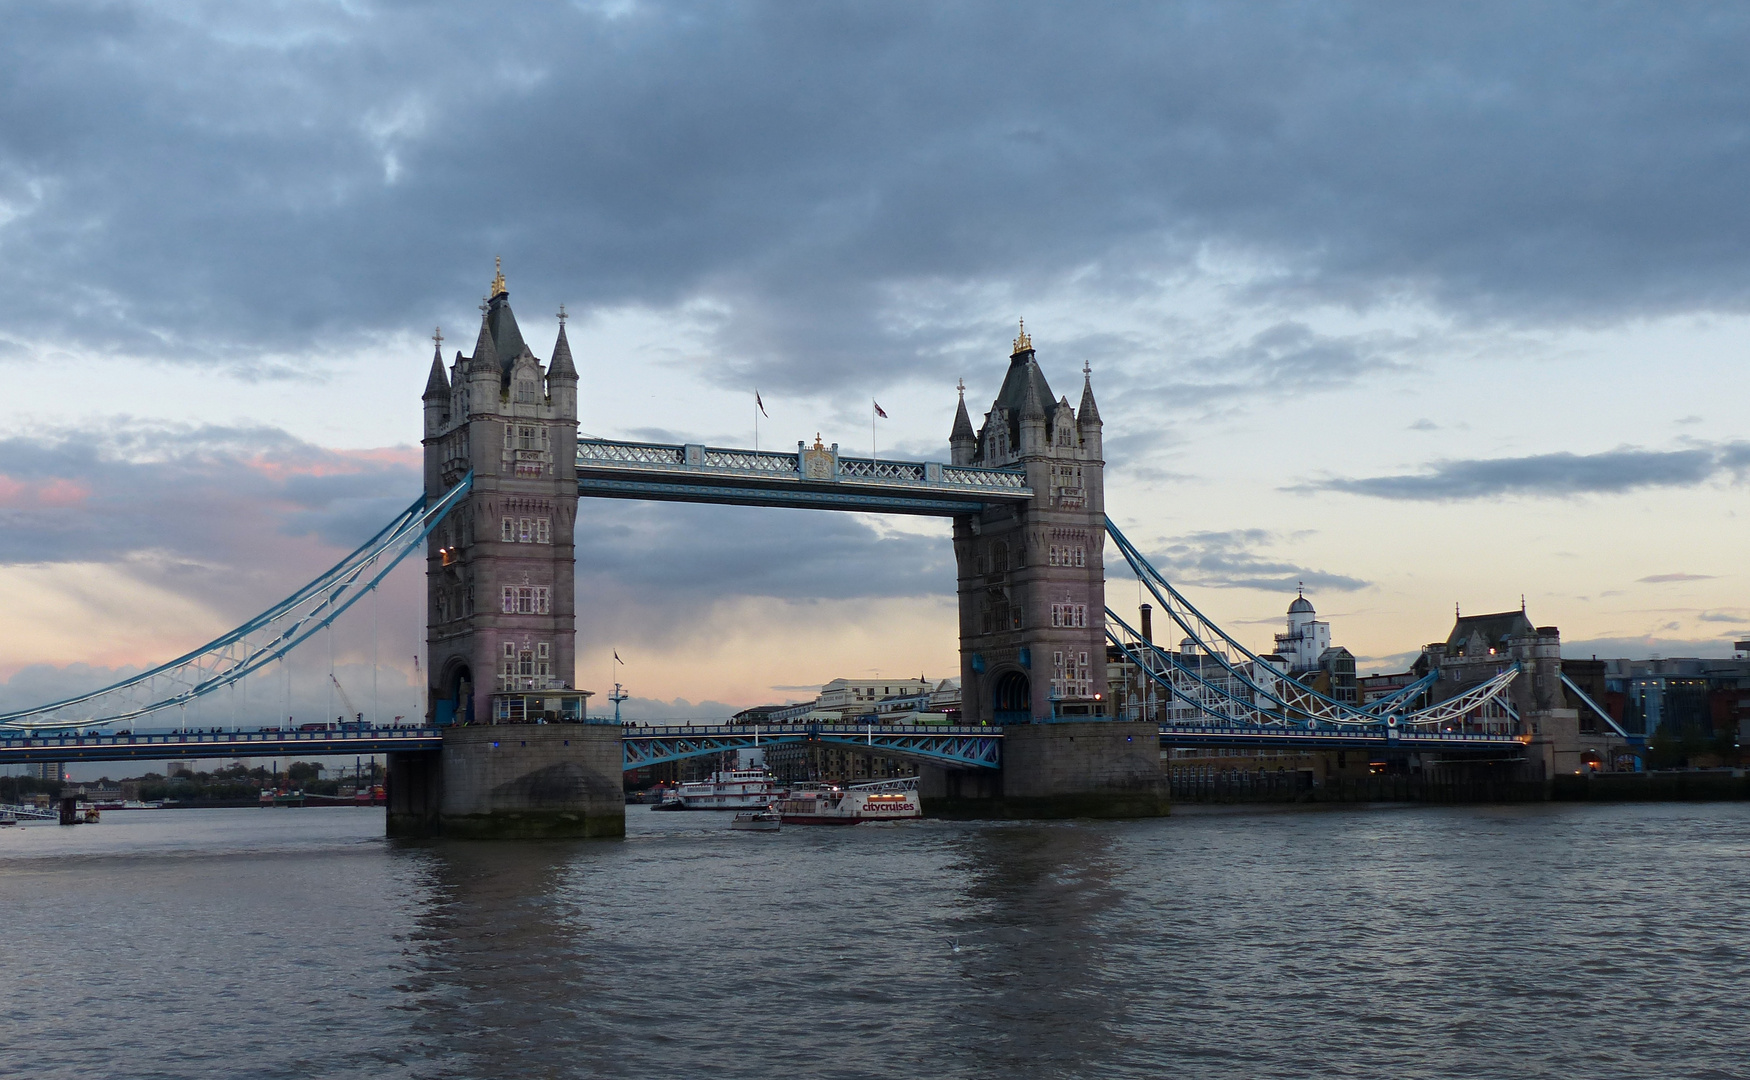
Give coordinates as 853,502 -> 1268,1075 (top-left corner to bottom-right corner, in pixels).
577,438 -> 1030,495
621,722 -> 999,737
0,727 -> 443,747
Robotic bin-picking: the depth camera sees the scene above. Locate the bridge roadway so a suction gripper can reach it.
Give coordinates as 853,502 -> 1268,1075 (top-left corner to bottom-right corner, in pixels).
0,722 -> 1524,770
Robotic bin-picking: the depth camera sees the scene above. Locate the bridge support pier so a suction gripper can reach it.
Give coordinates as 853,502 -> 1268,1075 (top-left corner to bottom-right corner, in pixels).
387,726 -> 624,839
386,749 -> 443,835
923,721 -> 1168,818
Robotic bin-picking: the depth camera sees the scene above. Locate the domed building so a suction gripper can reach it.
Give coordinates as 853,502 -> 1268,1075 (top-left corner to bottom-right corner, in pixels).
1274,588 -> 1331,673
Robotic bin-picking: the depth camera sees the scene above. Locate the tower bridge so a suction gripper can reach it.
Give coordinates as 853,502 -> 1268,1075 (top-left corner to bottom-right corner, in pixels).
1,263 -> 1559,836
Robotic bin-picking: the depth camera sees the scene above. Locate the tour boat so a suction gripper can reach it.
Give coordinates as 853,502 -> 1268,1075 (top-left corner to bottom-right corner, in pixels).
772,780 -> 921,825
667,769 -> 785,811
729,809 -> 781,832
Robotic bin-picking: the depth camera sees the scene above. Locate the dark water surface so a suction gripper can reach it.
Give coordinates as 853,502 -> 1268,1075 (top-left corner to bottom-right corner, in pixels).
3,802 -> 1748,1079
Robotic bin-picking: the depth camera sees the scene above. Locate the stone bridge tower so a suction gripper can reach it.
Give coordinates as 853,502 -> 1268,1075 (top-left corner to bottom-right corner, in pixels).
935,325 -> 1163,816
420,262 -> 580,727
952,323 -> 1108,725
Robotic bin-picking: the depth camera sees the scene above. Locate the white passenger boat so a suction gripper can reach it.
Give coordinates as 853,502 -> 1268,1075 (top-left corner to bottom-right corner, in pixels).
773,779 -> 921,825
669,769 -> 785,811
729,809 -> 781,831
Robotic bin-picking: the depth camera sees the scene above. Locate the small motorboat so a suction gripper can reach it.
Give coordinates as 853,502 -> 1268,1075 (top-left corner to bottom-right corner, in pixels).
729,808 -> 781,832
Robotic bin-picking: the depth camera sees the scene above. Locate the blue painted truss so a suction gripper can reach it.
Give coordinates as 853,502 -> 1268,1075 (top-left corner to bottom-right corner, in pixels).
1155,724 -> 1529,752
0,727 -> 444,765
621,723 -> 1003,770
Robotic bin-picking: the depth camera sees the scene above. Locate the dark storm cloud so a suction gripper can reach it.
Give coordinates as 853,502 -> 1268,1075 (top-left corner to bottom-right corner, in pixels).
1115,528 -> 1370,593
3,2 -> 1750,390
1126,322 -> 1405,410
1300,442 -> 1750,501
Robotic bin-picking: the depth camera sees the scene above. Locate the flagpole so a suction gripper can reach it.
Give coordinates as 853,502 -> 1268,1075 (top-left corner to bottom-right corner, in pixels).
872,401 -> 877,463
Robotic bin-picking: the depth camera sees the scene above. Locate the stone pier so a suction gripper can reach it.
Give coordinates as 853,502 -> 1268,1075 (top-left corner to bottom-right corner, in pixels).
922,721 -> 1169,818
387,725 -> 624,839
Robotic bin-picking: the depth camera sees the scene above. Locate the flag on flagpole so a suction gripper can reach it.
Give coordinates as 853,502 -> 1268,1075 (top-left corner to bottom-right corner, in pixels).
756,391 -> 768,418
613,651 -> 623,664
873,400 -> 888,419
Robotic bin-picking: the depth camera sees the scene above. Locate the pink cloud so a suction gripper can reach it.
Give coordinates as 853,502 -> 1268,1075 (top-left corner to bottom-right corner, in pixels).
0,474 -> 91,508
242,445 -> 420,482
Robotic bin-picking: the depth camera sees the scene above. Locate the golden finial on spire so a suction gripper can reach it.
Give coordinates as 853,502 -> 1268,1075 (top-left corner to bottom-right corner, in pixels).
490,256 -> 507,298
1012,317 -> 1032,355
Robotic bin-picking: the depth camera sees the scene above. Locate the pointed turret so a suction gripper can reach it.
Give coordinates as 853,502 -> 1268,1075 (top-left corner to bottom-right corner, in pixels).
423,336 -> 452,438
548,313 -> 578,383
1077,364 -> 1101,426
949,379 -> 977,466
424,343 -> 450,400
1077,362 -> 1102,459
469,312 -> 498,372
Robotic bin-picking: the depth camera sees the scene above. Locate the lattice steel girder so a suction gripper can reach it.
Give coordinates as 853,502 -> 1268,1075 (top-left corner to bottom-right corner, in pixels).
1408,667 -> 1521,727
809,733 -> 1002,768
577,476 -> 1002,516
1157,725 -> 1529,751
0,729 -> 445,764
622,733 -> 806,769
575,438 -> 1031,517
622,724 -> 1005,770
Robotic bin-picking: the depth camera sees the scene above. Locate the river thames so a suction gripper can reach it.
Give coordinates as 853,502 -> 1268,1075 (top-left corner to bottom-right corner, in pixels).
3,802 -> 1748,1079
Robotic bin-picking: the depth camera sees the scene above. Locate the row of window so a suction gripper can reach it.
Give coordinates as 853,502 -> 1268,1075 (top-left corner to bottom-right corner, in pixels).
434,585 -> 475,621
1052,650 -> 1094,699
498,641 -> 553,688
980,600 -> 1022,634
980,601 -> 1094,632
501,586 -> 551,615
504,425 -> 550,451
501,517 -> 551,544
982,540 -> 1098,574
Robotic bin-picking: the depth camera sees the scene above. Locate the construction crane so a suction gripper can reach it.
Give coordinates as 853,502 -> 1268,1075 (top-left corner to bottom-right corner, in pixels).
329,674 -> 365,729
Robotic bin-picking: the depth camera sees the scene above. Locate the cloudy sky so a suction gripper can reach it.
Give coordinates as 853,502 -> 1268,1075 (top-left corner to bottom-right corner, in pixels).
4,0 -> 1749,731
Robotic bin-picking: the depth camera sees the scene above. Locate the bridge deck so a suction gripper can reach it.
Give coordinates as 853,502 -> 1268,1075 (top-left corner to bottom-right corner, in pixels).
0,728 -> 444,765
575,439 -> 1033,516
0,723 -> 1525,770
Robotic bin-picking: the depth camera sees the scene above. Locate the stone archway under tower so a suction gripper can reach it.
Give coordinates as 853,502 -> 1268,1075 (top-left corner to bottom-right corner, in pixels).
992,669 -> 1032,725
434,660 -> 473,727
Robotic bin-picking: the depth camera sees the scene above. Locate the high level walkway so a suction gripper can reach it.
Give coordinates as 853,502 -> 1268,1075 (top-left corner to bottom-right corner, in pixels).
575,438 -> 1033,516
